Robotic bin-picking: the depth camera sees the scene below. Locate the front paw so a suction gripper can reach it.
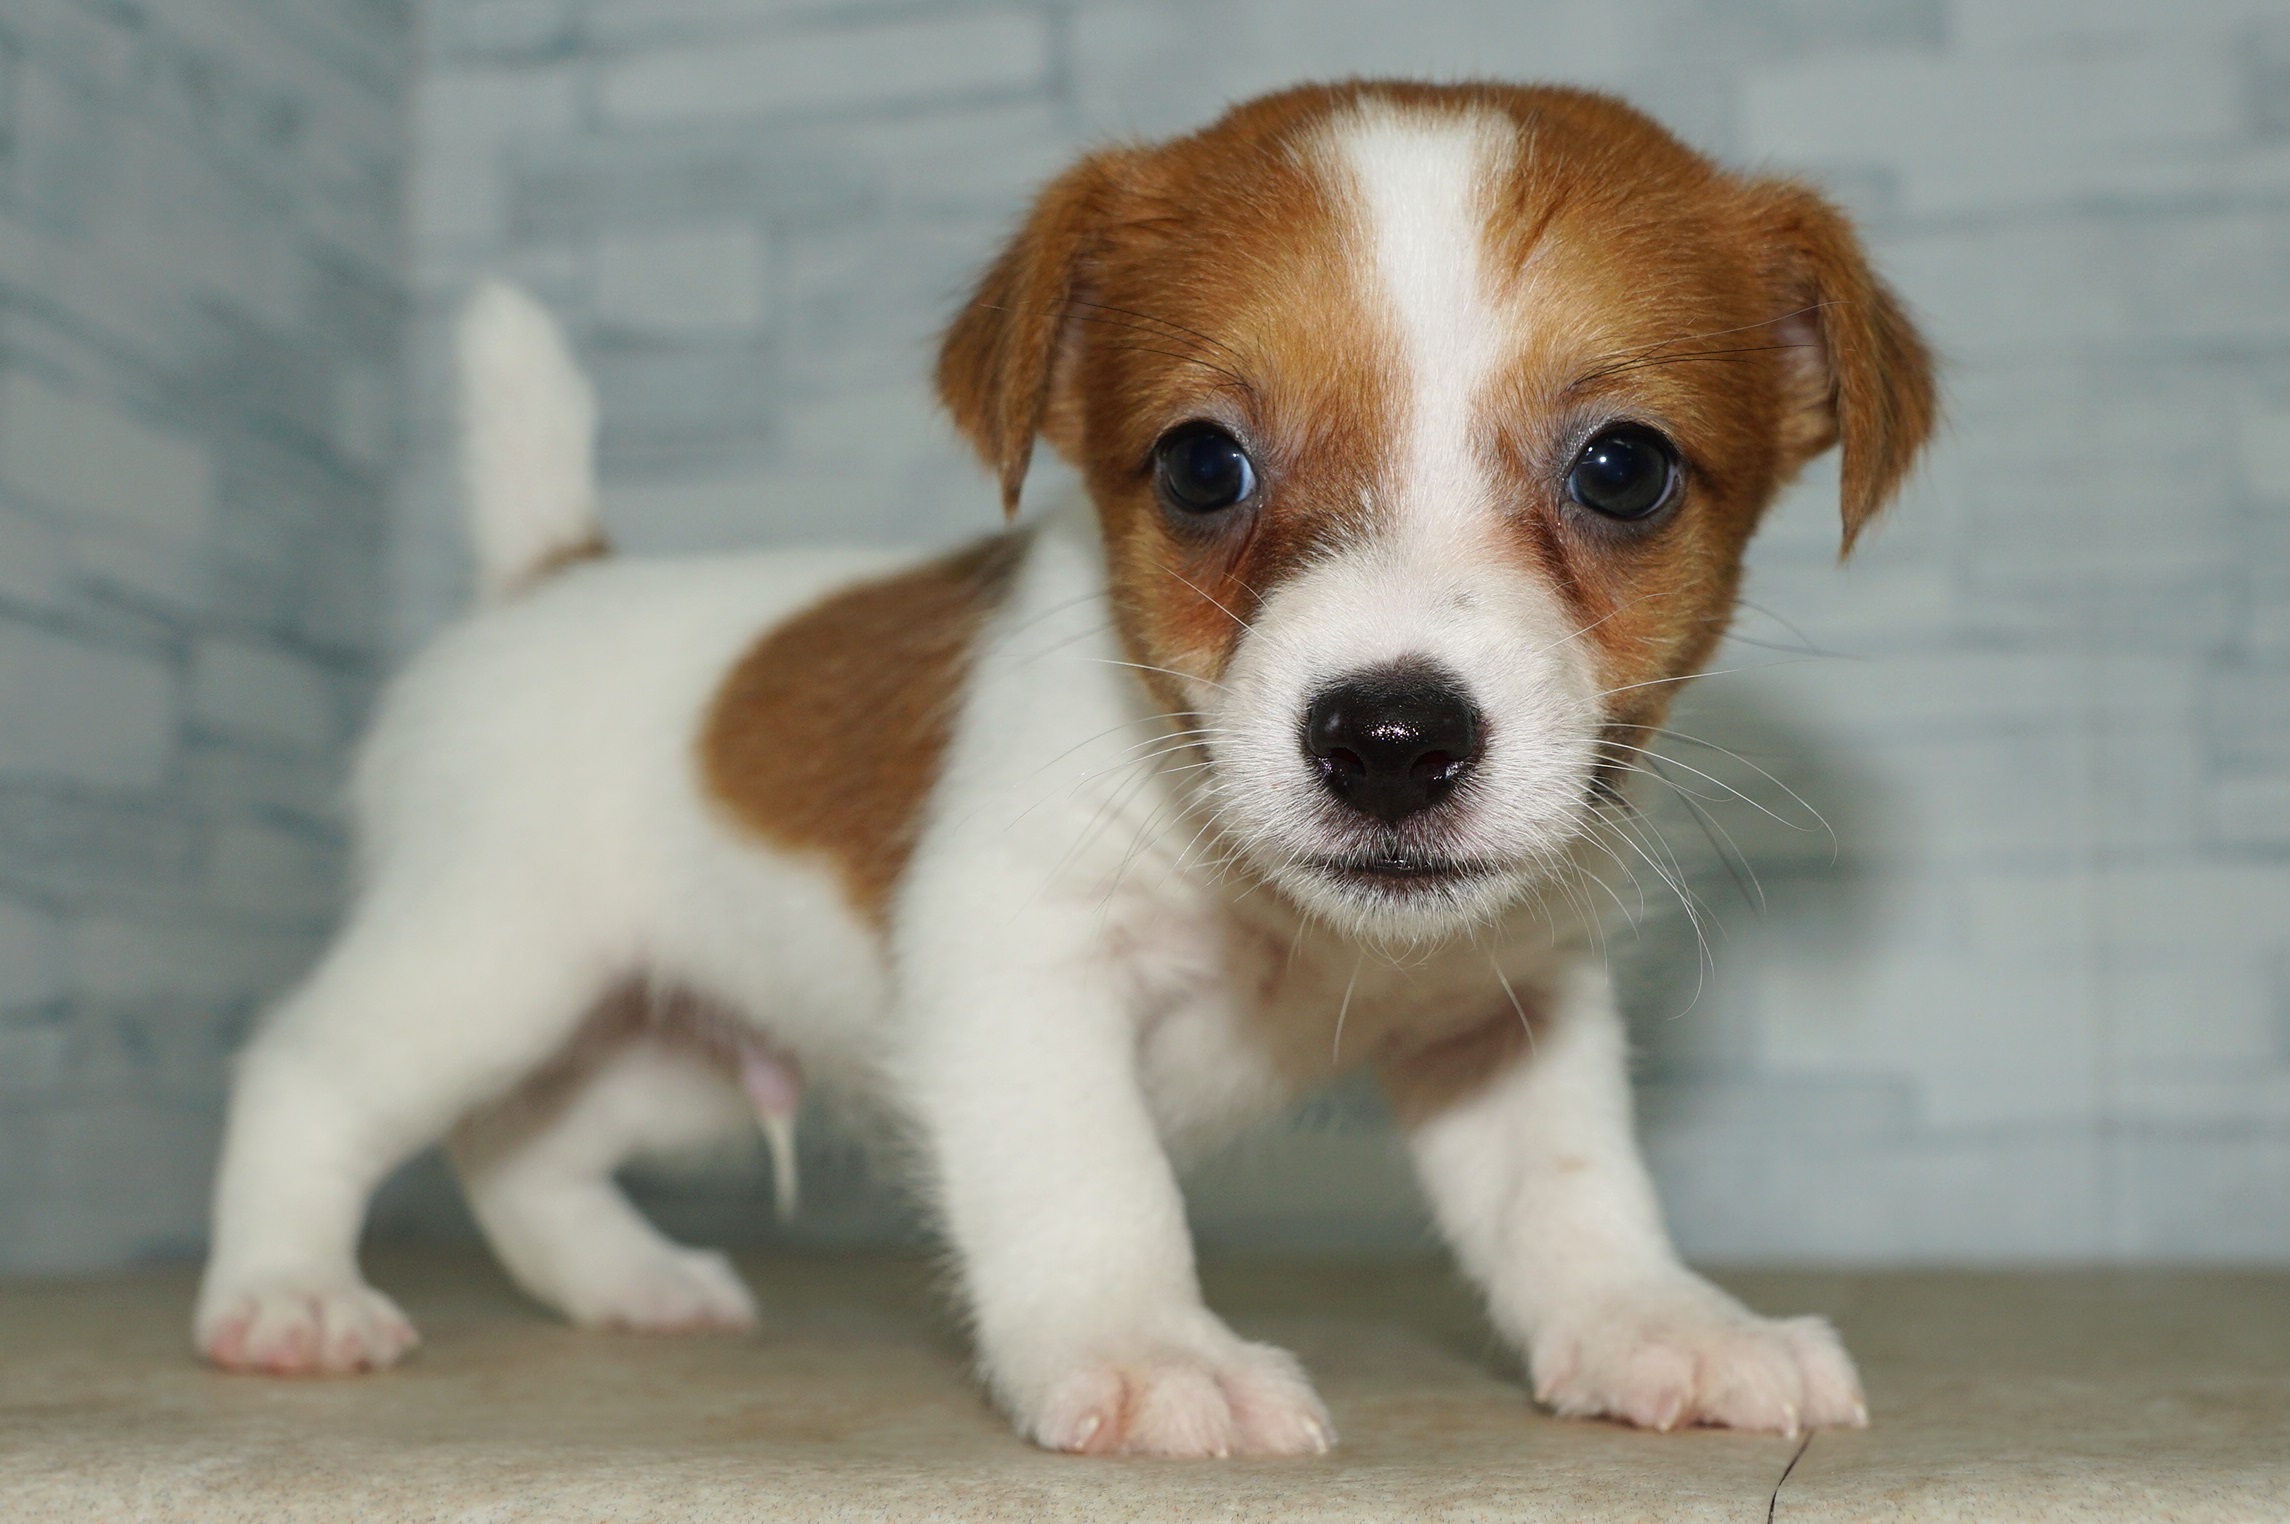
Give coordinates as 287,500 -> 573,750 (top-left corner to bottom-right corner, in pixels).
1532,1278 -> 1865,1435
1021,1337 -> 1335,1458
196,1274 -> 419,1376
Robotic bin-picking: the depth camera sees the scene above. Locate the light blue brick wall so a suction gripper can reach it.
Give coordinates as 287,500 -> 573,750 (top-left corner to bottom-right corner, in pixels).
0,0 -> 411,1272
378,0 -> 2290,1264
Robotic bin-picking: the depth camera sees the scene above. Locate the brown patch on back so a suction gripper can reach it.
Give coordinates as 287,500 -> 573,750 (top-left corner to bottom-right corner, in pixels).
701,534 -> 1025,926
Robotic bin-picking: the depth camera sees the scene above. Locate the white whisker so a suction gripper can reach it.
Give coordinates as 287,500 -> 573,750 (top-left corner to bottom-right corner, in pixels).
1330,948 -> 1365,1066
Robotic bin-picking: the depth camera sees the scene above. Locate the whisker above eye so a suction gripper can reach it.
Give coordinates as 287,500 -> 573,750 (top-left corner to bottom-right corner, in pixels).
1099,342 -> 1262,395
972,301 -> 1261,395
975,300 -> 1236,363
1570,302 -> 1836,378
1065,295 -> 1253,367
1567,341 -> 1819,393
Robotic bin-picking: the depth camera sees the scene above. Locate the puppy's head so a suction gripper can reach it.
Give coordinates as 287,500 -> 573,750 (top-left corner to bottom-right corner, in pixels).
940,82 -> 1936,941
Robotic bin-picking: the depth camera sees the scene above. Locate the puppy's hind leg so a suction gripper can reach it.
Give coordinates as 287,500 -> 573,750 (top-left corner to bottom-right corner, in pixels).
196,880 -> 615,1375
451,1033 -> 761,1334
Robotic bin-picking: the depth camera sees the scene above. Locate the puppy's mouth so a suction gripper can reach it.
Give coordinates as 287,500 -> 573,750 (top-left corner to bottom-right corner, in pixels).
1309,851 -> 1509,893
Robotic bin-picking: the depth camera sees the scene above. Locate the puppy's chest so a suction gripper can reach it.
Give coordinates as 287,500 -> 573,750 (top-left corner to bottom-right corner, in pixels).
1106,896 -> 1557,1133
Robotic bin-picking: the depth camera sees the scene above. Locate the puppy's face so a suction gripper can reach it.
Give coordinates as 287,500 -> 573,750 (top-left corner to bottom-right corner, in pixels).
942,83 -> 1934,941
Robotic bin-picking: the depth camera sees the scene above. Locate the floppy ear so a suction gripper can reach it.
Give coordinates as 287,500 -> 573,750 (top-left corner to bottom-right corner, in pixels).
1750,182 -> 1939,554
937,151 -> 1137,517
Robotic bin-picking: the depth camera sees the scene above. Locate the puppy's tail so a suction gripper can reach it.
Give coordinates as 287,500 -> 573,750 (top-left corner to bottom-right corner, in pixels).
457,279 -> 606,603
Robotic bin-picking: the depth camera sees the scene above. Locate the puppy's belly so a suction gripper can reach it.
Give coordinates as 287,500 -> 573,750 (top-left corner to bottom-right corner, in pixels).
653,827 -> 894,1092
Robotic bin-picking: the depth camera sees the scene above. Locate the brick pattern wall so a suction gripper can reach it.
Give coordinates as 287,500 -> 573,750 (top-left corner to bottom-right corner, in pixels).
0,0 -> 409,1272
391,0 -> 2290,1262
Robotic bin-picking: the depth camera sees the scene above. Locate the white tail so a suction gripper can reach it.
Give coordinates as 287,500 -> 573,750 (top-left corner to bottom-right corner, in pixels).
457,280 -> 604,602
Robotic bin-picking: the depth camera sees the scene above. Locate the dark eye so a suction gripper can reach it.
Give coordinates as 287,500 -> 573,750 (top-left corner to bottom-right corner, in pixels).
1566,424 -> 1680,521
1154,424 -> 1258,514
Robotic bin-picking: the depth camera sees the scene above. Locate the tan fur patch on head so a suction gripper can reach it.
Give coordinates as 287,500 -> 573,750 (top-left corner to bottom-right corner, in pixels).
936,80 -> 1936,736
700,535 -> 1025,926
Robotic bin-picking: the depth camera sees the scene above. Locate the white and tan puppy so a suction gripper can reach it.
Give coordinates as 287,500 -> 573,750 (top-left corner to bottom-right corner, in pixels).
196,81 -> 1935,1456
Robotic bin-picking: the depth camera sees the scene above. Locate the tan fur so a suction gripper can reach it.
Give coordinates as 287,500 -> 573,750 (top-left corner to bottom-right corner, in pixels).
515,531 -> 611,593
1377,996 -> 1547,1128
700,534 -> 1026,926
935,81 -> 1937,740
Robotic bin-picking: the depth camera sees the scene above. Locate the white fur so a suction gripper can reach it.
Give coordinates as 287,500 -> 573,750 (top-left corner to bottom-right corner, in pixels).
199,187 -> 1862,1449
196,544 -> 900,1368
1409,959 -> 1865,1433
1341,102 -> 1509,547
459,279 -> 602,600
452,1044 -> 761,1331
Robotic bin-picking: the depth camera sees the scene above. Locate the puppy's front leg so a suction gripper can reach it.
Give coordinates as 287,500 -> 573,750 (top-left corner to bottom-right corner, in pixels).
1389,959 -> 1865,1435
901,914 -> 1332,1457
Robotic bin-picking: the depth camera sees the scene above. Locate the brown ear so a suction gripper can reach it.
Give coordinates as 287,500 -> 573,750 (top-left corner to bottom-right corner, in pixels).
936,151 -> 1136,517
1751,182 -> 1939,554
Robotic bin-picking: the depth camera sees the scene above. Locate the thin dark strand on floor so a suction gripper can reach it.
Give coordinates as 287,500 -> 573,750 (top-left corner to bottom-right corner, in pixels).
1767,1430 -> 1815,1523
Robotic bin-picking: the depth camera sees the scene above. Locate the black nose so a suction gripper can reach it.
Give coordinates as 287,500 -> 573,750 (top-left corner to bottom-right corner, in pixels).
1303,664 -> 1484,825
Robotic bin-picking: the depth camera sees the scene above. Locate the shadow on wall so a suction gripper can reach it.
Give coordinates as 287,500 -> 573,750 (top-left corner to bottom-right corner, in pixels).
1615,670 -> 1893,1117
368,658 -> 1897,1260
1621,663 -> 1886,1080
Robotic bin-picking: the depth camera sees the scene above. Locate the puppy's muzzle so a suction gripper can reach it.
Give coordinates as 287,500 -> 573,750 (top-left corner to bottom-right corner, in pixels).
1303,661 -> 1483,826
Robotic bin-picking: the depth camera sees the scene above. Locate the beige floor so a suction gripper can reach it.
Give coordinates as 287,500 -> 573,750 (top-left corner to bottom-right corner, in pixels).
2,1252 -> 2286,1522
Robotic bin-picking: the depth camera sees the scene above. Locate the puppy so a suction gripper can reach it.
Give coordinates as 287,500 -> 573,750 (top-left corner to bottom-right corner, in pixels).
195,80 -> 1934,1456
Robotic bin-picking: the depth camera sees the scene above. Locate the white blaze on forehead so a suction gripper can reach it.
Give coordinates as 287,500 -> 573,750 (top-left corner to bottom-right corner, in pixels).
1324,104 -> 1512,537
1193,105 -> 1604,936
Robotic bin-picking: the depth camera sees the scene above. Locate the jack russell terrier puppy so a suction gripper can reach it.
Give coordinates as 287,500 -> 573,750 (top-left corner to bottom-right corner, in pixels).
195,80 -> 1935,1457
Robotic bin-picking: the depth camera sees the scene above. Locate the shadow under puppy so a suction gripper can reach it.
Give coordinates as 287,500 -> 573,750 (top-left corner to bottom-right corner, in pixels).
196,79 -> 1935,1457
